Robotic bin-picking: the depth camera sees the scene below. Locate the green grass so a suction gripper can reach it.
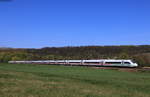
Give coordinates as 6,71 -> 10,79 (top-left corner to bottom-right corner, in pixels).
0,63 -> 150,97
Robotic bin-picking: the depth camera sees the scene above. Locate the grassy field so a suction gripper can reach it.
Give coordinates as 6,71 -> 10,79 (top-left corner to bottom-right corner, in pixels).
0,63 -> 150,97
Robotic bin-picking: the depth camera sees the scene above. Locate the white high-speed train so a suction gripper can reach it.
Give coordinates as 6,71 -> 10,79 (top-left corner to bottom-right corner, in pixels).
9,59 -> 138,67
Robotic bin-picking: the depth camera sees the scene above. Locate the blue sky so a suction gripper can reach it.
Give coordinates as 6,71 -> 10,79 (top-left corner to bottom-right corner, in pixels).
0,0 -> 150,48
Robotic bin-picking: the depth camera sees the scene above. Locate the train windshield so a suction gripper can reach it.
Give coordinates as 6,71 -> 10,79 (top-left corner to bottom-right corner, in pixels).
124,62 -> 131,64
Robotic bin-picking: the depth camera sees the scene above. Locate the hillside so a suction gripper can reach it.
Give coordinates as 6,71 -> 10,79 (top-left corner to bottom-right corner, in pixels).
0,45 -> 150,66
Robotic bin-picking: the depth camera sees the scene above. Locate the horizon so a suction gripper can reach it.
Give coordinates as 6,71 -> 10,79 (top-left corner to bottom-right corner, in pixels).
0,44 -> 150,49
0,0 -> 150,48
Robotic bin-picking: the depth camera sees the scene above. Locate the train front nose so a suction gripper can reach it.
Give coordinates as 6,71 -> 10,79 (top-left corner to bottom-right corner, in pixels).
133,63 -> 138,67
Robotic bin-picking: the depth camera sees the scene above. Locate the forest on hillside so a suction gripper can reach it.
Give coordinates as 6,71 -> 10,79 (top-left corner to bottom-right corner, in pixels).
0,45 -> 150,67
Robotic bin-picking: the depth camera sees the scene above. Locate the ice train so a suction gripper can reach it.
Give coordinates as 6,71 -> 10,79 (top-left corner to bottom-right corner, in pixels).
9,59 -> 138,67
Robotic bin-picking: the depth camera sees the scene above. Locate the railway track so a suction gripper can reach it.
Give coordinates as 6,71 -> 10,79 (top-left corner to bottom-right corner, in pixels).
90,66 -> 150,72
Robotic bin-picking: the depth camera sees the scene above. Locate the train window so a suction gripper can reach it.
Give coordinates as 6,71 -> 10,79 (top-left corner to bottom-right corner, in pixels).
69,62 -> 80,63
105,62 -> 121,64
57,62 -> 65,63
84,62 -> 100,64
124,62 -> 131,64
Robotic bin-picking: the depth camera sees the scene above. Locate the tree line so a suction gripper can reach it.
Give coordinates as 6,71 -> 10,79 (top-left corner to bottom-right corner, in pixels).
0,45 -> 150,67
